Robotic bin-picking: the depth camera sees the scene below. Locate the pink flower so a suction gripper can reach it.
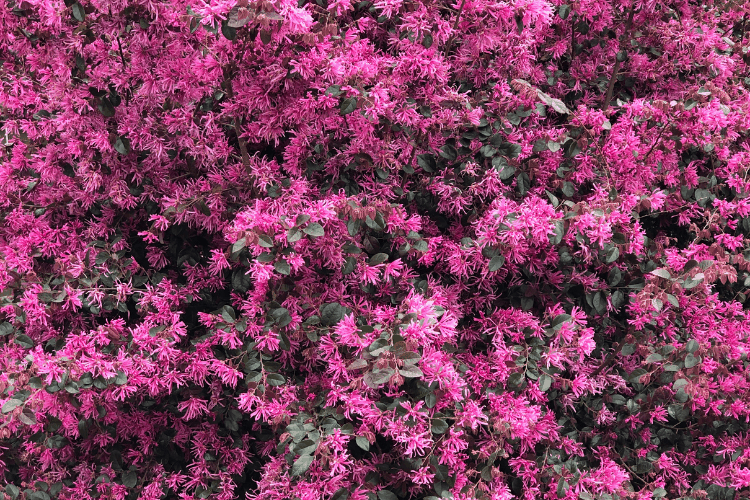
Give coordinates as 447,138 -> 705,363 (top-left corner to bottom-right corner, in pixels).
177,398 -> 209,420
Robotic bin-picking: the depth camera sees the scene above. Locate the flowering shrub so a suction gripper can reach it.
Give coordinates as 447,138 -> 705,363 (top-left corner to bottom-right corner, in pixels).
1,0 -> 750,499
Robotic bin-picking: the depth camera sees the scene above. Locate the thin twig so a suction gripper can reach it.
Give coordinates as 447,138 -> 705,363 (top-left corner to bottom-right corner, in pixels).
602,5 -> 635,112
590,318 -> 633,378
223,76 -> 252,176
116,36 -> 127,70
570,16 -> 575,61
640,118 -> 673,164
444,0 -> 466,54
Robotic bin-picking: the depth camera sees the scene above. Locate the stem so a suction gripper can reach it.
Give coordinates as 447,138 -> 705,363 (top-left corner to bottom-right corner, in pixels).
640,118 -> 674,164
223,77 -> 252,176
570,17 -> 575,61
444,0 -> 466,54
116,36 -> 127,70
589,338 -> 625,378
590,318 -> 633,378
602,5 -> 635,112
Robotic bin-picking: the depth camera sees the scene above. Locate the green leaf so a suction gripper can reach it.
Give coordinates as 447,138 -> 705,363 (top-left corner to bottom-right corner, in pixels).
114,371 -> 128,385
507,372 -> 525,388
564,139 -> 581,158
558,4 -> 570,19
603,246 -> 619,263
550,220 -> 565,245
296,214 -> 311,226
14,334 -> 34,349
695,188 -> 712,207
686,339 -> 699,353
231,238 -> 246,254
325,85 -> 342,97
266,373 -> 286,386
431,419 -> 448,434
551,314 -> 571,329
532,139 -> 549,152
684,353 -> 700,368
668,403 -> 690,421
320,302 -> 345,326
113,135 -> 131,155
413,239 -> 428,252
366,368 -> 394,387
608,267 -> 622,286
545,190 -> 560,207
421,32 -> 433,48
651,268 -> 671,279
18,408 -> 36,425
488,255 -> 505,272
537,91 -> 570,114
629,368 -> 648,384
71,2 -> 85,22
439,144 -> 457,162
592,291 -> 606,315
303,223 -> 324,237
0,322 -> 14,336
369,253 -> 389,265
666,294 -> 679,308
122,471 -> 137,488
417,154 -> 436,172
220,305 -> 236,323
274,260 -> 291,275
342,256 -> 357,275
2,399 -> 23,414
673,378 -> 689,391
348,359 -> 368,371
339,97 -> 358,116
611,290 -> 625,309
221,21 -> 237,40
291,454 -> 314,476
332,488 -> 350,500
418,105 -> 432,118
497,164 -> 516,180
287,227 -> 302,243
258,235 -> 274,248
270,307 -> 292,327
399,365 -> 423,378
378,491 -> 398,500
5,485 -> 20,500
293,439 -> 317,456
196,200 -> 211,216
538,374 -> 552,392
46,435 -> 69,449
98,97 -> 115,117
355,435 -> 370,451
232,269 -> 252,293
683,274 -> 703,289
516,171 -> 530,195
480,145 -> 498,158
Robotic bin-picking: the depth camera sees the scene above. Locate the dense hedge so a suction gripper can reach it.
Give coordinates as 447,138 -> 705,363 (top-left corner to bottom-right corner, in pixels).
1,1 -> 750,500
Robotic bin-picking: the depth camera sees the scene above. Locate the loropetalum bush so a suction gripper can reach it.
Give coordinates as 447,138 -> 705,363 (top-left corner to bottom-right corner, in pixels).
1,0 -> 750,499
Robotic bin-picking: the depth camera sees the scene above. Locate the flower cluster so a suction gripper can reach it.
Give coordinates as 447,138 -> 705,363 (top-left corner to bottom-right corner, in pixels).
1,1 -> 750,500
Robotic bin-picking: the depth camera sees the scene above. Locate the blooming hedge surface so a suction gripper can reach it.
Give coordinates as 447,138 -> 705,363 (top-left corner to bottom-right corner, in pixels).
1,0 -> 750,499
